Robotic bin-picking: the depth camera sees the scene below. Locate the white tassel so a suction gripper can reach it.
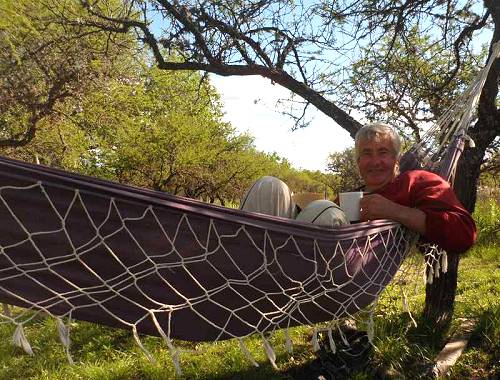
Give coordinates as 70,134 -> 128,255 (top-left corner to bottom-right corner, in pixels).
427,266 -> 434,284
238,338 -> 259,367
132,326 -> 156,364
171,348 -> 182,375
367,315 -> 374,343
56,317 -> 74,364
284,329 -> 293,354
465,135 -> 476,148
13,324 -> 33,355
434,257 -> 441,278
165,337 -> 182,376
149,312 -> 182,376
327,328 -> 336,353
408,309 -> 418,328
401,289 -> 418,327
262,336 -> 277,370
2,304 -> 11,318
56,318 -> 70,348
311,329 -> 320,352
338,325 -> 349,346
441,252 -> 448,273
402,290 -> 409,313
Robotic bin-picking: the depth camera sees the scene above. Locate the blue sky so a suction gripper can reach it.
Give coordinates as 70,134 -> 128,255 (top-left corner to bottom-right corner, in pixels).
211,75 -> 354,172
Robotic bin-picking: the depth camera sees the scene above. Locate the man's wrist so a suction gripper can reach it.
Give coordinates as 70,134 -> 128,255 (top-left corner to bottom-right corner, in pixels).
392,204 -> 427,235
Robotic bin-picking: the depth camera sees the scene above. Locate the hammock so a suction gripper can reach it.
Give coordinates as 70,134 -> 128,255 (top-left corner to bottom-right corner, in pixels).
0,155 -> 411,340
1,42 -> 498,366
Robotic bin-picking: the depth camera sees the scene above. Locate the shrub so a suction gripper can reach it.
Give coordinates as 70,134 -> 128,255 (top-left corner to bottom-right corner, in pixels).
473,199 -> 499,246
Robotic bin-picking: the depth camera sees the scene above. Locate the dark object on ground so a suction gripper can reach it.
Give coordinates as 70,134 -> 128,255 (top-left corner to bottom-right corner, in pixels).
287,326 -> 374,380
316,327 -> 373,379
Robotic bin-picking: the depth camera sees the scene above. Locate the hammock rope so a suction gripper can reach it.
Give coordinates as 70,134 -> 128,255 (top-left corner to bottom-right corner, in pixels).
0,41 -> 498,371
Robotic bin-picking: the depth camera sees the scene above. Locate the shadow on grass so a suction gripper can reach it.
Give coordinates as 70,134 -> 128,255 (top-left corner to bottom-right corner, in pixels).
1,305 -> 497,380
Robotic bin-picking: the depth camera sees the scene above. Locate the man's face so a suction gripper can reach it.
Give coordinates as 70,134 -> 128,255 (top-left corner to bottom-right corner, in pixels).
357,136 -> 399,191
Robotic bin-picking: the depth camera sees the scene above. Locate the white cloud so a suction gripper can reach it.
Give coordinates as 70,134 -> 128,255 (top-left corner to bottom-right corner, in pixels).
211,75 -> 353,172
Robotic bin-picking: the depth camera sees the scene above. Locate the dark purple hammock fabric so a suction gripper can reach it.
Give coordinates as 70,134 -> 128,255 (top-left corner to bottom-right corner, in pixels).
0,155 -> 413,341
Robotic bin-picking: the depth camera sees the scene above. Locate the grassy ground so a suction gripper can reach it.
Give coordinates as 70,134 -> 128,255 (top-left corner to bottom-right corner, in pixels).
0,203 -> 498,379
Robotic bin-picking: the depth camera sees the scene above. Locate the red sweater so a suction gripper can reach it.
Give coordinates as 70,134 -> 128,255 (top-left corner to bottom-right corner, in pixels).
374,170 -> 476,254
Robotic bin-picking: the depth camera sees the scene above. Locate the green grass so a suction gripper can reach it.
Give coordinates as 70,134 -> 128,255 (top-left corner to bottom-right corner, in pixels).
1,201 -> 498,379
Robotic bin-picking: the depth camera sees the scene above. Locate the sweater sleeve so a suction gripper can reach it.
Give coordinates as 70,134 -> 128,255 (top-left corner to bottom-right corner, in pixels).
409,171 -> 476,254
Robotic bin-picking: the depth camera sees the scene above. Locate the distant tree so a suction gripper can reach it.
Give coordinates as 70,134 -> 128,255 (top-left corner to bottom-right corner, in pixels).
263,156 -> 333,196
326,148 -> 363,193
65,64 -> 272,203
0,116 -> 90,170
0,0 -> 135,148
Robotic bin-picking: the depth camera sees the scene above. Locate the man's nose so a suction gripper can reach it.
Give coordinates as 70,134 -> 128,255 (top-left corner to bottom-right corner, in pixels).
371,153 -> 383,165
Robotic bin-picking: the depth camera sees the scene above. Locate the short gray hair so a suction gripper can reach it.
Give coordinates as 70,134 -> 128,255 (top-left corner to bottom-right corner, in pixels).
354,122 -> 401,158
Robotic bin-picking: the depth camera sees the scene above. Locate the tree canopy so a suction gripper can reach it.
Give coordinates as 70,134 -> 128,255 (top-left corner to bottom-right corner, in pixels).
70,1 -> 498,131
0,0 -> 137,147
70,0 -> 499,209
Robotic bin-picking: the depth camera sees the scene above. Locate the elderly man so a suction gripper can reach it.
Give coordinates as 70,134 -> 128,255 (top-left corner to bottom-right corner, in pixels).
356,123 -> 476,254
240,123 -> 475,254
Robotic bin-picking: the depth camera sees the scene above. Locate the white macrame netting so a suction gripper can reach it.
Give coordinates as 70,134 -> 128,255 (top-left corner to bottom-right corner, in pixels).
0,178 -> 413,372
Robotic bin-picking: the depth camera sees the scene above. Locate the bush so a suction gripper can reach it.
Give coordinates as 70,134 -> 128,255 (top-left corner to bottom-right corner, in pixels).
473,199 -> 499,245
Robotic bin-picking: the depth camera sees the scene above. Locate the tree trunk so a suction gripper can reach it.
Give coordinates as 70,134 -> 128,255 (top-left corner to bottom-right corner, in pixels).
424,148 -> 484,326
423,0 -> 500,323
423,252 -> 460,327
422,147 -> 482,326
423,125 -> 496,326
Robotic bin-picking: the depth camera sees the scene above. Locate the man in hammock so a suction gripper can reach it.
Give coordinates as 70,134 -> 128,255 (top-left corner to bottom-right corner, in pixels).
242,122 -> 476,254
241,123 -> 476,377
355,122 -> 476,254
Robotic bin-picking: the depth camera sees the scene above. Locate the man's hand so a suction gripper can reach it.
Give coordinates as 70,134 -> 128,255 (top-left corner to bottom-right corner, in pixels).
360,194 -> 427,235
360,194 -> 400,221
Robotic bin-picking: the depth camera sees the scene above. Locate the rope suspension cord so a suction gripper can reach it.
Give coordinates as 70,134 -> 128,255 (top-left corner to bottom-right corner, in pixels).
404,41 -> 500,175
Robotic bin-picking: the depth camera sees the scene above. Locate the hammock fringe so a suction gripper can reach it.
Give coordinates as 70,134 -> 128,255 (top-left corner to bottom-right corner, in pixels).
262,336 -> 278,369
238,338 -> 259,368
133,325 -> 157,365
13,324 -> 33,356
311,328 -> 320,352
284,328 -> 293,354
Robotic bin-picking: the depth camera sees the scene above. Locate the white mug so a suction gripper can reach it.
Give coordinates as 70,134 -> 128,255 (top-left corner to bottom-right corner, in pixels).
339,192 -> 363,222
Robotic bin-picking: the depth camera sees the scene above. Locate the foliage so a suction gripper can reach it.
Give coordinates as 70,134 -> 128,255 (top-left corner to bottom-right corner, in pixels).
470,198 -> 499,246
325,147 -> 363,193
1,60 -> 286,204
0,0 -> 135,147
337,29 -> 488,141
479,150 -> 500,197
70,64 -> 263,202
